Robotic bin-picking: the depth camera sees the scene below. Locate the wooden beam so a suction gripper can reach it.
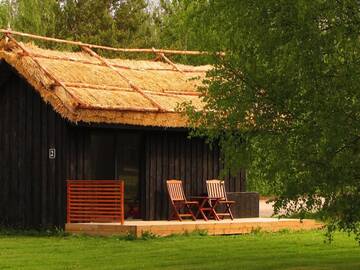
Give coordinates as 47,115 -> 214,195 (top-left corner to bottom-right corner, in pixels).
7,35 -> 63,89
62,82 -> 200,96
161,53 -> 183,73
63,82 -> 133,92
76,103 -> 160,112
159,90 -> 200,96
5,34 -> 80,113
0,29 -> 225,56
81,45 -> 165,111
152,47 -> 183,73
23,52 -> 208,73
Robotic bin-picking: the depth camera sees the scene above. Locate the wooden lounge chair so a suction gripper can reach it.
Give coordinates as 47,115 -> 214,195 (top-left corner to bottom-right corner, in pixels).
166,180 -> 199,221
206,180 -> 235,220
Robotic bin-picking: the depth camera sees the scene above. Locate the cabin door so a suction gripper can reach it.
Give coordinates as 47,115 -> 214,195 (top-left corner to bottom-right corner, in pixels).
89,131 -> 142,220
115,133 -> 142,219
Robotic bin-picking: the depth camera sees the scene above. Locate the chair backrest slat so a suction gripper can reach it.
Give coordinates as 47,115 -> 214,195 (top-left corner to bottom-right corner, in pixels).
206,179 -> 227,200
167,180 -> 186,201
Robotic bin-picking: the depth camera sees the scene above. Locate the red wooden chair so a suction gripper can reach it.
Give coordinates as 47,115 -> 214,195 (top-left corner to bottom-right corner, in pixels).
166,180 -> 199,221
206,180 -> 235,220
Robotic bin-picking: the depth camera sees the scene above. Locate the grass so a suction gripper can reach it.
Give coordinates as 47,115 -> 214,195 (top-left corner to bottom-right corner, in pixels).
0,229 -> 359,270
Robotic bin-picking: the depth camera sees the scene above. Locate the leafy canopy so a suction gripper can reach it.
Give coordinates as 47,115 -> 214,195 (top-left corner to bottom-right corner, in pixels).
0,0 -> 156,49
0,0 -> 58,36
183,0 -> 360,240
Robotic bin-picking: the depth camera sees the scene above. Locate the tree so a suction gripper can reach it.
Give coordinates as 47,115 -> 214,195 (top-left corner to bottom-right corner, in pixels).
56,0 -> 157,50
0,0 -> 58,36
56,0 -> 117,46
14,0 -> 58,36
0,1 -> 10,28
113,0 -> 155,48
184,0 -> 360,240
153,0 -> 222,64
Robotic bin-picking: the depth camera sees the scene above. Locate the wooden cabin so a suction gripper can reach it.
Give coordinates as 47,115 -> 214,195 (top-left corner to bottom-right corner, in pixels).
0,31 -> 245,229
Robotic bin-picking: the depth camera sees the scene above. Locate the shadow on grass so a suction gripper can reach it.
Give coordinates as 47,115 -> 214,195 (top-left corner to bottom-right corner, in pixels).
0,225 -> 211,241
0,226 -> 68,237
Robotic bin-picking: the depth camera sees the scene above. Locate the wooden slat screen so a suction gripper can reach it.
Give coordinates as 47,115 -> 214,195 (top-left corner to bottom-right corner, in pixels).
67,180 -> 124,224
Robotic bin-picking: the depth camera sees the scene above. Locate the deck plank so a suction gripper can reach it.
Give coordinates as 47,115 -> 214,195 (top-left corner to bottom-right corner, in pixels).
66,218 -> 322,237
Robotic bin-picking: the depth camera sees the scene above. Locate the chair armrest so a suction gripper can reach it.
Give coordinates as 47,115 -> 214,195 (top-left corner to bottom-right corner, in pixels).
219,200 -> 236,204
185,200 -> 199,205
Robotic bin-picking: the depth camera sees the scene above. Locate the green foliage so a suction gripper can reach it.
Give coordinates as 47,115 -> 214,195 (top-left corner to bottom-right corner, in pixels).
55,0 -> 158,49
56,0 -> 117,46
250,227 -> 262,235
0,1 -> 10,28
0,0 -> 58,38
184,0 -> 360,239
14,0 -> 58,36
113,0 -> 156,48
157,0 -> 226,51
154,0 -> 221,64
140,230 -> 159,240
0,0 -> 159,52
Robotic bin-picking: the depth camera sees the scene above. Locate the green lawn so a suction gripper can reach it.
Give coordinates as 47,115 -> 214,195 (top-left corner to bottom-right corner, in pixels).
0,230 -> 359,270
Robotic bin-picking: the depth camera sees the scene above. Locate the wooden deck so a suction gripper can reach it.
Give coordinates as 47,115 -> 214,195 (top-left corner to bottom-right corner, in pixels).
65,218 -> 323,237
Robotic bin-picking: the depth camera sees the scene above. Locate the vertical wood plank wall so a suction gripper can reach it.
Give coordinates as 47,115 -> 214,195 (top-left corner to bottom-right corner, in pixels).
144,132 -> 246,220
0,71 -> 68,228
0,68 -> 91,228
0,66 -> 246,228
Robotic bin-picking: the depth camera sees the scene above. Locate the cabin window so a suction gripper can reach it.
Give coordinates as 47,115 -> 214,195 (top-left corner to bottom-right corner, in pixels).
89,132 -> 115,180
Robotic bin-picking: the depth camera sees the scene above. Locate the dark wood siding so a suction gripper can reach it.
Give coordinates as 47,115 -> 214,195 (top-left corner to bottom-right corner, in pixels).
0,67 -> 91,228
0,69 -> 69,228
0,64 -> 246,228
143,131 -> 246,220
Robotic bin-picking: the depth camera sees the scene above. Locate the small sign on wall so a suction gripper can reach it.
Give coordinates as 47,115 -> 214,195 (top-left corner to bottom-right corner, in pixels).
49,148 -> 56,159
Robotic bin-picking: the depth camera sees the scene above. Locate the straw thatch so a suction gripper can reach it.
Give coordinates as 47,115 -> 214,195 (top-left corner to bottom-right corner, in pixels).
0,35 -> 211,127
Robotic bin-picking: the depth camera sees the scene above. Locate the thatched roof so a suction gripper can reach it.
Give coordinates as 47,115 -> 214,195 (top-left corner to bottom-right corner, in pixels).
0,30 -> 212,127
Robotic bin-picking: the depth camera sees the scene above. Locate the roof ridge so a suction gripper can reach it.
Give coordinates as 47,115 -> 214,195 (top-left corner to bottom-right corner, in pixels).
15,47 -> 209,73
0,29 -> 225,57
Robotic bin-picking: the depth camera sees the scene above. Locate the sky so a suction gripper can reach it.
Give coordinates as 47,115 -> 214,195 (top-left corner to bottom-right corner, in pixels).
147,0 -> 161,10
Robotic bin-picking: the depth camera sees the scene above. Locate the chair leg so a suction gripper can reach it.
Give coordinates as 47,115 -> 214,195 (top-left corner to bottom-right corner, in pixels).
209,199 -> 220,221
211,202 -> 234,220
185,203 -> 196,221
172,209 -> 183,221
226,203 -> 234,220
170,203 -> 183,221
169,201 -> 198,221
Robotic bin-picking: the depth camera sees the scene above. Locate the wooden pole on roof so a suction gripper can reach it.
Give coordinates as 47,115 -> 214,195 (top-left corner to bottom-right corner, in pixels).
151,47 -> 183,73
0,29 -> 225,56
19,52 -> 208,73
61,82 -> 200,96
80,45 -> 165,111
5,33 -> 81,112
77,103 -> 160,112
